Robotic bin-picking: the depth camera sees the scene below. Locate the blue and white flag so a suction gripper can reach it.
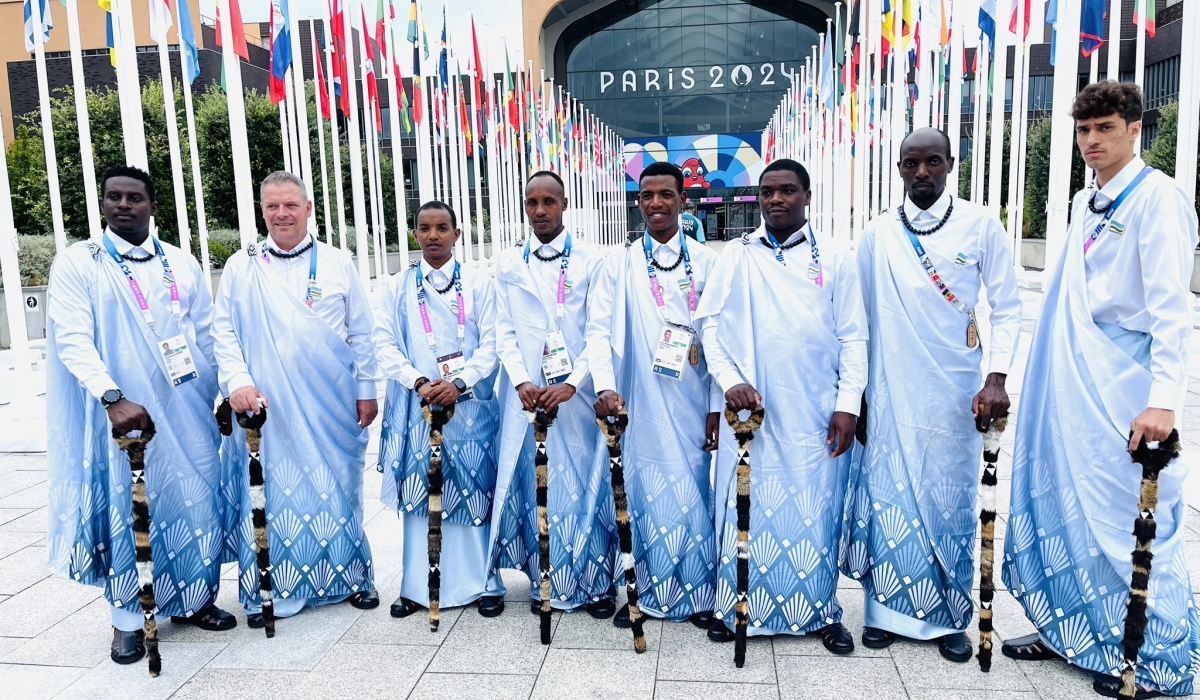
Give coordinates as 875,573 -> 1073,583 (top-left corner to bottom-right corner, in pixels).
23,0 -> 53,52
177,0 -> 201,84
978,0 -> 997,55
1046,0 -> 1059,65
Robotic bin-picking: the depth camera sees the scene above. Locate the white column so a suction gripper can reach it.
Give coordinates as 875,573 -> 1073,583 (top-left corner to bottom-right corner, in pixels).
155,34 -> 191,252
112,0 -> 148,169
215,0 -> 258,246
1045,0 -> 1083,273
29,0 -> 66,251
65,0 -> 100,237
1106,0 -> 1121,80
289,3 -> 316,234
1175,0 -> 1199,205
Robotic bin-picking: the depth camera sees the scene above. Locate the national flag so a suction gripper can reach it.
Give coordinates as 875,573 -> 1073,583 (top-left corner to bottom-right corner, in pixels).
269,0 -> 292,104
881,0 -> 894,54
361,6 -> 382,132
412,44 -> 424,125
1134,0 -> 1156,38
215,0 -> 250,60
458,78 -> 472,154
99,0 -> 115,67
375,0 -> 388,61
1008,0 -> 1031,39
979,0 -> 997,55
23,0 -> 53,52
329,0 -> 349,114
1046,0 -> 1058,65
470,15 -> 486,126
505,45 -> 519,135
406,0 -> 418,43
177,0 -> 201,83
847,0 -> 861,40
396,59 -> 412,133
315,32 -> 331,119
1081,0 -> 1106,56
438,7 -> 448,92
938,0 -> 951,46
148,0 -> 173,45
820,34 -> 835,112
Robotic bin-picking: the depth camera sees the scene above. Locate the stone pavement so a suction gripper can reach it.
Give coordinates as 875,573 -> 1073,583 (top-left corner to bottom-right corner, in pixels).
4,283 -> 1200,699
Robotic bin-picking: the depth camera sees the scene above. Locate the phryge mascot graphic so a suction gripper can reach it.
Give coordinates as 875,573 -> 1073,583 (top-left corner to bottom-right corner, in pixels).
679,158 -> 711,188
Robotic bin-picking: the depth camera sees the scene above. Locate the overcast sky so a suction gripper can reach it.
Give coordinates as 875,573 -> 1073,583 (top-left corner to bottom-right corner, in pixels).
200,0 -> 525,67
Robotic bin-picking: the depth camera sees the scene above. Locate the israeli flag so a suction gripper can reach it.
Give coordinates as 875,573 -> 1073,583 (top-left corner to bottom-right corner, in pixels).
23,0 -> 53,53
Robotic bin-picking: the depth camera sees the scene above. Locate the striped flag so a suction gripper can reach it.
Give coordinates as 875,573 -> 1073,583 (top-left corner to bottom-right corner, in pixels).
148,0 -> 173,45
978,0 -> 997,54
412,43 -> 424,125
406,0 -> 417,43
215,0 -> 250,60
1134,0 -> 1156,38
99,0 -> 115,67
269,0 -> 292,104
23,0 -> 53,52
1008,0 -> 1031,39
315,32 -> 331,119
361,6 -> 382,133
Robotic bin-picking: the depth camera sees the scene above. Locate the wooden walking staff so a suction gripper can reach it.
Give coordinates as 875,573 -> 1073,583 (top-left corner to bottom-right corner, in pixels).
1119,430 -> 1181,700
422,400 -> 456,633
976,416 -> 1008,672
113,419 -> 161,676
529,407 -> 559,645
595,409 -> 646,654
237,405 -> 274,638
725,405 -> 765,669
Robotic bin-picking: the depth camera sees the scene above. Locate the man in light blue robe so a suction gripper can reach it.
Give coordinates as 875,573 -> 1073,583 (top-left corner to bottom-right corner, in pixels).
489,171 -> 618,617
845,128 -> 1023,662
213,171 -> 380,626
588,162 -> 721,629
46,166 -> 237,665
1002,82 -> 1200,698
695,159 -> 867,652
375,201 -> 506,618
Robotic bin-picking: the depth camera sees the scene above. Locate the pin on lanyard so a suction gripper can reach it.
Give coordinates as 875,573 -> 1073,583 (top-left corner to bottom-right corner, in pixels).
644,234 -> 696,322
901,220 -> 970,315
524,234 -> 573,325
764,225 -> 823,287
1083,166 -> 1152,254
415,261 -> 466,353
101,234 -> 180,331
305,244 -> 319,308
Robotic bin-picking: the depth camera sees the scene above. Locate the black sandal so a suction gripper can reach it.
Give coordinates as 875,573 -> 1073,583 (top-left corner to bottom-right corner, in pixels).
1092,674 -> 1166,699
1000,633 -> 1057,661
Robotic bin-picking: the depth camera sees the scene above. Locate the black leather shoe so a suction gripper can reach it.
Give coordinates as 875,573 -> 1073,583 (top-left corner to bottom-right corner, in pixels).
170,605 -> 237,631
861,626 -> 899,649
818,622 -> 855,655
586,597 -> 616,619
707,619 -> 735,643
938,632 -> 972,662
246,613 -> 265,629
477,596 -> 505,618
350,590 -> 380,610
1092,674 -> 1165,699
612,603 -> 632,629
110,628 -> 145,665
689,610 -> 714,629
1000,632 -> 1057,661
390,596 -> 421,618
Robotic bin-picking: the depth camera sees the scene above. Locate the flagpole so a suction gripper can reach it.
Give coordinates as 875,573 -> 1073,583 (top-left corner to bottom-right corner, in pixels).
150,2 -> 191,252
287,88 -> 304,175
176,0 -> 211,290
289,1 -> 316,232
0,103 -> 33,383
889,1 -> 905,205
113,0 -> 149,170
324,16 -> 348,250
216,0 -> 259,247
1175,0 -> 1199,205
1007,0 -> 1029,266
986,22 -> 1008,215
1045,0 -> 1083,274
970,40 -> 988,205
1133,0 -> 1147,154
28,0 -> 66,251
359,38 -> 385,280
469,67 -> 486,261
947,4 -> 964,195
339,0 -> 372,283
1106,0 -> 1121,80
384,5 -> 411,255
312,20 -> 333,244
280,102 -> 293,172
64,0 -> 100,237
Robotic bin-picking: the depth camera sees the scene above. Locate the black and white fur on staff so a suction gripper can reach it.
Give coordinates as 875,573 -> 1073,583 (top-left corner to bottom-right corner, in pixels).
237,405 -> 274,638
528,407 -> 559,645
976,415 -> 1007,672
1119,429 -> 1181,699
725,405 -> 765,669
595,409 -> 645,654
422,400 -> 456,633
114,420 -> 160,676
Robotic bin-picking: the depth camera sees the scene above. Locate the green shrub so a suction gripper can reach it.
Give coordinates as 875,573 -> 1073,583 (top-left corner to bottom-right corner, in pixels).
1,235 -> 59,288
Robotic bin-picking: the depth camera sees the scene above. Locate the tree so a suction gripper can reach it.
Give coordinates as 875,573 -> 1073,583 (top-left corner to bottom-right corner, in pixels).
1020,118 -> 1087,239
1143,101 -> 1200,218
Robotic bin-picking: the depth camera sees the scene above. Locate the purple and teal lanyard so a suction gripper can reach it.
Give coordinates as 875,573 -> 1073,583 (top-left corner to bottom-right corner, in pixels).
261,240 -> 320,308
523,233 -> 572,325
1083,166 -> 1152,254
764,224 -> 823,287
102,233 -> 179,331
415,260 -> 466,353
900,217 -> 970,315
644,233 -> 696,322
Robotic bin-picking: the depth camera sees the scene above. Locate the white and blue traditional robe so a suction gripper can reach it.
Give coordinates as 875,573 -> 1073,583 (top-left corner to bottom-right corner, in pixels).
375,258 -> 504,607
213,234 -> 379,616
46,232 -> 230,631
586,232 -> 721,620
1004,157 -> 1200,694
845,193 -> 1022,638
696,225 -> 868,635
489,231 -> 618,610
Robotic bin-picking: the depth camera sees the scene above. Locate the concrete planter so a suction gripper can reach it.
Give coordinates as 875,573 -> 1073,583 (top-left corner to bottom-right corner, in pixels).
1020,239 -> 1046,270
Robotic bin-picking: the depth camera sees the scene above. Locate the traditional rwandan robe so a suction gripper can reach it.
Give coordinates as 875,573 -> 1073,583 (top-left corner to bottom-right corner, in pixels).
46,233 -> 230,626
488,231 -> 618,610
1004,161 -> 1200,695
213,237 -> 378,614
844,194 -> 1022,638
696,225 -> 868,635
586,232 -> 721,620
376,259 -> 503,607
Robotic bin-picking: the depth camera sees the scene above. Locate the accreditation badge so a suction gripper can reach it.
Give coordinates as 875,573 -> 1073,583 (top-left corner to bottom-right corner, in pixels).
542,330 -> 574,386
437,351 -> 473,402
159,333 -> 199,387
652,323 -> 694,381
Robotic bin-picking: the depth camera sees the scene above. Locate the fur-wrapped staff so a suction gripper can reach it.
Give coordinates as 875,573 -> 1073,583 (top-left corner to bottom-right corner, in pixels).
595,409 -> 645,653
113,419 -> 161,676
725,405 -> 765,669
529,407 -> 559,645
422,400 -> 456,633
1118,429 -> 1181,700
237,404 -> 274,638
976,416 -> 1008,672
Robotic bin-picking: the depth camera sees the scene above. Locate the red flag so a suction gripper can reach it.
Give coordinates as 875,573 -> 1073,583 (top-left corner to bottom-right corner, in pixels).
330,0 -> 350,115
412,44 -> 424,126
361,7 -> 382,131
1008,0 -> 1032,39
315,39 -> 331,120
215,0 -> 250,60
458,80 -> 472,155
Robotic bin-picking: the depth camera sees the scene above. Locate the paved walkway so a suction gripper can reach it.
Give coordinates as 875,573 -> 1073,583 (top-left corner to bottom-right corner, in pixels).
4,281 -> 1200,699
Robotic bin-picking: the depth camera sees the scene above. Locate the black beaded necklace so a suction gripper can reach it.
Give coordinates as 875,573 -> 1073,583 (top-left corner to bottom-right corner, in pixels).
898,197 -> 954,236
532,246 -> 564,262
430,275 -> 455,294
649,245 -> 685,272
265,239 -> 314,259
122,249 -> 155,263
759,231 -> 808,251
1087,191 -> 1112,215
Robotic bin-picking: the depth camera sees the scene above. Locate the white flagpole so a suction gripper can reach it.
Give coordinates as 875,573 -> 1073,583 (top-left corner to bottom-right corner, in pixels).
971,40 -> 988,205
986,24 -> 1008,215
287,87 -> 303,175
65,0 -> 100,237
0,104 -> 33,382
446,68 -> 468,260
1176,0 -> 1199,205
469,68 -> 486,261
311,20 -> 332,244
1008,0 -> 1029,265
280,102 -> 293,171
339,0 -> 371,283
112,0 -> 149,170
152,9 -> 191,253
323,17 -> 348,250
1045,0 -> 1083,273
1106,0 -> 1121,80
359,46 -> 385,280
384,6 -> 411,253
889,2 -> 906,205
289,4 -> 316,232
1133,0 -> 1147,154
29,0 -> 66,251
176,0 -> 211,290
216,0 -> 258,247
947,4 -> 964,196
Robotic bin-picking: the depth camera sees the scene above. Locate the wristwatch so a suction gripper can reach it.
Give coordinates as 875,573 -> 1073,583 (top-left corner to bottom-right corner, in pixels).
413,377 -> 430,391
452,378 -> 468,393
100,388 -> 124,408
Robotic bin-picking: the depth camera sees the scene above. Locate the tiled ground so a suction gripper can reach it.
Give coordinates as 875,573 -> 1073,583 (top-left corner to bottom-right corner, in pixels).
3,280 -> 1200,699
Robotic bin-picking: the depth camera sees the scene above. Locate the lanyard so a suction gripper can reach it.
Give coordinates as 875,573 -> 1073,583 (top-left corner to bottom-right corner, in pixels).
260,238 -> 320,307
523,233 -> 572,324
900,218 -> 970,315
1083,166 -> 1152,254
101,233 -> 180,331
414,260 -> 466,353
764,225 -> 823,287
644,234 -> 697,322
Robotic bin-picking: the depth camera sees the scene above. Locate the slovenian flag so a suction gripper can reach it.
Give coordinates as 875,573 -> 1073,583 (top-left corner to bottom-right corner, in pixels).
268,0 -> 292,105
